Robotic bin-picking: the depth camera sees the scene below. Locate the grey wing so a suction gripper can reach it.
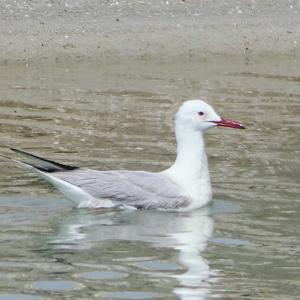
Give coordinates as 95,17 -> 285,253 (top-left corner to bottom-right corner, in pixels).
54,169 -> 190,209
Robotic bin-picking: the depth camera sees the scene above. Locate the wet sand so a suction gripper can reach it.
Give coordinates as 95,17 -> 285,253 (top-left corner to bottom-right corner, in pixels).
0,0 -> 300,63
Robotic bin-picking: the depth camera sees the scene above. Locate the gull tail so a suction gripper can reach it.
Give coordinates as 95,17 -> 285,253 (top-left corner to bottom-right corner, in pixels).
2,148 -> 95,205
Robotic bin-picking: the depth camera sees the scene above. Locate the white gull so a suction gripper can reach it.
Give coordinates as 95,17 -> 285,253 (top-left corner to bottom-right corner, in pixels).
7,100 -> 245,210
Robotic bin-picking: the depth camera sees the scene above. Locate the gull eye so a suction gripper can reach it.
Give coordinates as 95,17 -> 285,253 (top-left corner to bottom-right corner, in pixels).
198,111 -> 204,116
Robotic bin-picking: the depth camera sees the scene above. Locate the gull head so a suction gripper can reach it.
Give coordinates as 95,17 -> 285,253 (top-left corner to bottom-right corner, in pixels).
176,99 -> 245,132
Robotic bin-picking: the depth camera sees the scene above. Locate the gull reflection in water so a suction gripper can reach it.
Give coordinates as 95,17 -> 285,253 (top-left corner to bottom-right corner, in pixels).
49,206 -> 214,300
172,209 -> 214,300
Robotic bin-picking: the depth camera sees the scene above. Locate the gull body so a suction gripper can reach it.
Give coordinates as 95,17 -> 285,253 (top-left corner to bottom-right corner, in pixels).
6,100 -> 245,210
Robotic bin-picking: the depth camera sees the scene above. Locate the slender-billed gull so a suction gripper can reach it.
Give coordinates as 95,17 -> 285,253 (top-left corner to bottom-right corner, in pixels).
6,100 -> 245,210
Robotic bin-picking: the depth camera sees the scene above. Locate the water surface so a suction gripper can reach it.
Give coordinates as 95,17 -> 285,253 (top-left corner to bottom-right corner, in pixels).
0,57 -> 299,299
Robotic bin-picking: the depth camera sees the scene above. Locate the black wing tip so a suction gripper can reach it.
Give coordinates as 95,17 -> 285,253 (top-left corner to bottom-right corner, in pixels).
10,147 -> 22,153
10,147 -> 79,172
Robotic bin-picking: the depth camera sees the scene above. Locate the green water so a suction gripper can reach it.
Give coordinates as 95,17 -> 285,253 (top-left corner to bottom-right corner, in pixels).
0,57 -> 299,299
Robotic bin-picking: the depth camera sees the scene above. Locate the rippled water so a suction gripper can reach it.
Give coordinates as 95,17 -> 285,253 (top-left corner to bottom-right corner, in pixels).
0,57 -> 299,299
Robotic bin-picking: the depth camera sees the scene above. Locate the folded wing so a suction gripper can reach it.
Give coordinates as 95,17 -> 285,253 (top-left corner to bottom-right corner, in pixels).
8,148 -> 190,209
54,169 -> 190,209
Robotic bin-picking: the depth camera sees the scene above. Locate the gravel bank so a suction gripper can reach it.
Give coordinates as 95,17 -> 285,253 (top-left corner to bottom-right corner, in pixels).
0,0 -> 300,63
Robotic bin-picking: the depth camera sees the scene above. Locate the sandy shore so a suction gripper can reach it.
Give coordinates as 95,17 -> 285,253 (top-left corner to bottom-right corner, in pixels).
0,0 -> 300,63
